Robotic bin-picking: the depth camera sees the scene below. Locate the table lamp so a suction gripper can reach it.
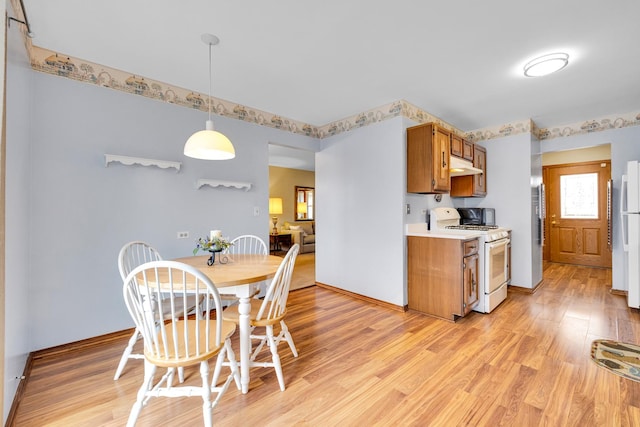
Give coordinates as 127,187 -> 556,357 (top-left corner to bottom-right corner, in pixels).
297,202 -> 308,219
269,197 -> 283,234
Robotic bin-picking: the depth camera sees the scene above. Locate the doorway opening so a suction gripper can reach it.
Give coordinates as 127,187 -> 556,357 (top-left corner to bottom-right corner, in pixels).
268,143 -> 317,288
542,145 -> 612,268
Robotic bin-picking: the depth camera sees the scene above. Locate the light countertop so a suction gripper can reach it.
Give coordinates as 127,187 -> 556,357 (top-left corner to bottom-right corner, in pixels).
405,223 -> 482,240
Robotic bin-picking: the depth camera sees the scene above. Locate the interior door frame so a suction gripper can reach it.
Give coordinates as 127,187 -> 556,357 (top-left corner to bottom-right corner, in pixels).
543,160 -> 612,267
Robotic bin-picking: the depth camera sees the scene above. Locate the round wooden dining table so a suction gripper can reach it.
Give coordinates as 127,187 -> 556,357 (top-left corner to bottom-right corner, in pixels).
172,253 -> 283,394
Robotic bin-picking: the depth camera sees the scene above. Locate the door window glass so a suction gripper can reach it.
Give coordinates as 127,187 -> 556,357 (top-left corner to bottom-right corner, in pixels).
560,173 -> 598,219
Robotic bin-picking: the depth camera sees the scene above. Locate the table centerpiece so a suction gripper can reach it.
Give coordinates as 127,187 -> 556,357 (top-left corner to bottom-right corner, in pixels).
193,231 -> 233,265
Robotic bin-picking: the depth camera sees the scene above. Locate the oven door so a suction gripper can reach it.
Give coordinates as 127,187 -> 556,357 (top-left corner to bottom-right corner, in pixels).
485,238 -> 510,293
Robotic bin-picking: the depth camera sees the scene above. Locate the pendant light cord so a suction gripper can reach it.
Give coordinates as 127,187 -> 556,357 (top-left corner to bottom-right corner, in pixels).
208,41 -> 213,122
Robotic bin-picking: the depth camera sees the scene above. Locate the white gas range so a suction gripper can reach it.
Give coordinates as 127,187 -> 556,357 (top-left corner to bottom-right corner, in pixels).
408,207 -> 511,313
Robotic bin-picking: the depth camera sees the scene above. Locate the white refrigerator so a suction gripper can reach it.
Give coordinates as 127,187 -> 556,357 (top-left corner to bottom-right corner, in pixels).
622,160 -> 640,308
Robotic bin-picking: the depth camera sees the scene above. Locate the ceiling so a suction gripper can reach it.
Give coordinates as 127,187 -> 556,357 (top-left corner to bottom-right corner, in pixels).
19,1 -> 640,134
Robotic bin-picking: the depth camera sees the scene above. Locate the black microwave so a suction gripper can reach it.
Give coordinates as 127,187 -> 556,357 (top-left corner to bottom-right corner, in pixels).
457,208 -> 496,226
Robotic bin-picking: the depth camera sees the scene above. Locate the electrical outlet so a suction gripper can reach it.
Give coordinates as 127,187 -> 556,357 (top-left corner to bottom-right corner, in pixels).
254,207 -> 260,216
406,204 -> 411,214
177,231 -> 189,239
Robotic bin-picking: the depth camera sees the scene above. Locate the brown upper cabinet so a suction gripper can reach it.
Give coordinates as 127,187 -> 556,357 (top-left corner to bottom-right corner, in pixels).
451,134 -> 473,161
407,123 -> 451,193
451,144 -> 487,197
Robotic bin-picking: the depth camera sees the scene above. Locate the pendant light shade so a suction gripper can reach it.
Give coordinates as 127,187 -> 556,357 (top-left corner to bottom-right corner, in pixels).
184,34 -> 235,160
184,120 -> 235,160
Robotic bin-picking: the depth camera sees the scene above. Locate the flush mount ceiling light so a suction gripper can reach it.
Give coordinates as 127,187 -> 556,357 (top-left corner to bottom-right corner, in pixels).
523,52 -> 569,77
184,34 -> 235,160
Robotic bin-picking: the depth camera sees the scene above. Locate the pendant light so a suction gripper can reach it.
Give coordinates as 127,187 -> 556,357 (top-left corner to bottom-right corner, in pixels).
184,34 -> 235,160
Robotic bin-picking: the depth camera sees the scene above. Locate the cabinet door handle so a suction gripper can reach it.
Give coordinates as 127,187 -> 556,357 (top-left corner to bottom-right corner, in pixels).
470,270 -> 474,290
442,151 -> 447,168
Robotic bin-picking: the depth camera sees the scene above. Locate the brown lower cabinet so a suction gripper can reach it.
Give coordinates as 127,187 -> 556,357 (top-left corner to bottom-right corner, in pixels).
407,236 -> 479,321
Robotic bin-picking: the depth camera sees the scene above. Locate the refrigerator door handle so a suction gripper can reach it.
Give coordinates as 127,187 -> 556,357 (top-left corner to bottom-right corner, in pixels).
608,179 -> 613,251
621,174 -> 629,251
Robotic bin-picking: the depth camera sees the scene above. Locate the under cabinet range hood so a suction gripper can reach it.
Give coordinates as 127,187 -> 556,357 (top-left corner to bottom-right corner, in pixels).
449,156 -> 482,177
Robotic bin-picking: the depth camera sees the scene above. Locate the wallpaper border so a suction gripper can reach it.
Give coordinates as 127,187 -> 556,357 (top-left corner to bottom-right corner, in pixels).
22,42 -> 640,143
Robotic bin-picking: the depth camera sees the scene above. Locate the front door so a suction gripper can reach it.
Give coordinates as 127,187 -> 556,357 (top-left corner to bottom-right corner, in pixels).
546,161 -> 611,268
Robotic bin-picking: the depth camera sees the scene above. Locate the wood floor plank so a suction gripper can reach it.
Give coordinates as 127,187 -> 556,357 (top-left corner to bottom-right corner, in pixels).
10,262 -> 640,426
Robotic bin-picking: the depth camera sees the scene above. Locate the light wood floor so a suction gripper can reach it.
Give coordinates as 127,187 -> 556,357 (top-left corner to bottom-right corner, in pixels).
289,252 -> 315,291
11,262 -> 640,426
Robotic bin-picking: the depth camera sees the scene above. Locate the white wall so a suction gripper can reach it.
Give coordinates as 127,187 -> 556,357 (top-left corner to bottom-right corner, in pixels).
4,16 -> 32,421
542,144 -> 610,165
450,133 -> 540,288
23,72 -> 316,351
316,117 -> 406,306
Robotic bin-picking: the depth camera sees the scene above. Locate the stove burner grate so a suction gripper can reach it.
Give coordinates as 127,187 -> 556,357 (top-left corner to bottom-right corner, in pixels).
445,224 -> 499,231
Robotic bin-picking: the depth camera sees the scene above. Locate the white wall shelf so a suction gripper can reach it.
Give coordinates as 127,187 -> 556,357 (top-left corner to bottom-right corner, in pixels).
104,154 -> 181,172
196,179 -> 252,191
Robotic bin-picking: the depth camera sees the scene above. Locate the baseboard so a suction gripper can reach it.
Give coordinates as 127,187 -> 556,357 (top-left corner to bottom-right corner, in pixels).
314,281 -> 405,312
31,329 -> 134,360
610,288 -> 627,297
5,353 -> 33,427
508,279 -> 544,294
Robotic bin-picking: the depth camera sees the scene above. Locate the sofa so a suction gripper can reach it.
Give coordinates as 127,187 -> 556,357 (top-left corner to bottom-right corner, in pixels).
282,221 -> 315,253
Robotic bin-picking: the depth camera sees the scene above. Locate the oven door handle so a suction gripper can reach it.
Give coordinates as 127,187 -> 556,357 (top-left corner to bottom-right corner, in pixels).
486,238 -> 510,250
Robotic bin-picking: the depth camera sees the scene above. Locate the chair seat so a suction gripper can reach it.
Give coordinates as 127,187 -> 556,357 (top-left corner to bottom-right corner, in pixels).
146,319 -> 237,368
223,299 -> 286,327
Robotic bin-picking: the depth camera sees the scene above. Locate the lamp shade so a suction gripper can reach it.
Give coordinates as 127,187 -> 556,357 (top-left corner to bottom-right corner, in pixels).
184,120 -> 235,160
269,198 -> 283,215
297,202 -> 308,214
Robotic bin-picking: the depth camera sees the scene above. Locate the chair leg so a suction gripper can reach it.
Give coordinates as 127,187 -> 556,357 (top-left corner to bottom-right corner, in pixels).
225,339 -> 241,390
199,361 -> 213,427
211,339 -> 241,390
266,325 -> 285,391
211,347 -> 225,387
279,320 -> 298,357
250,334 -> 267,361
114,328 -> 141,380
127,360 -> 156,427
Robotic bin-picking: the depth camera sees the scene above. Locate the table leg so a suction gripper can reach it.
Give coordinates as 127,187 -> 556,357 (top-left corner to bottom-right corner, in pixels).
238,295 -> 251,394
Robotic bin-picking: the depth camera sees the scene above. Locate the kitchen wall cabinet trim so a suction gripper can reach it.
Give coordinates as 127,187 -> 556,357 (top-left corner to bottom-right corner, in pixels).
104,154 -> 181,172
195,179 -> 252,191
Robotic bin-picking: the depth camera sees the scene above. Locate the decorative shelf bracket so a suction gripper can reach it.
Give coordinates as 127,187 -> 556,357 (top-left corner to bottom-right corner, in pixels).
196,179 -> 252,191
104,154 -> 181,172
